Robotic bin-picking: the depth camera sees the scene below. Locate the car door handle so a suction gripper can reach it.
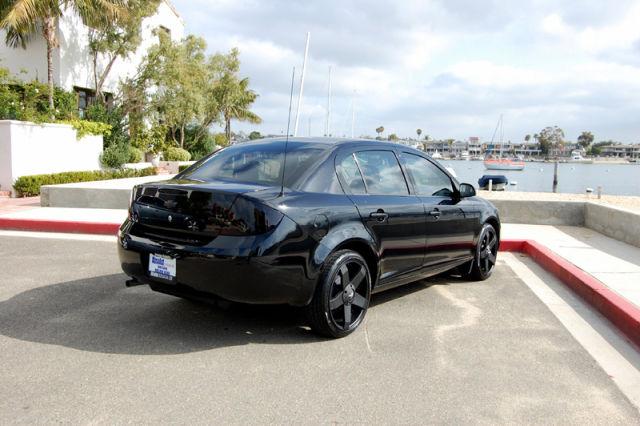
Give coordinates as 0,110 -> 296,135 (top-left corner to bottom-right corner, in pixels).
369,210 -> 389,222
428,208 -> 441,219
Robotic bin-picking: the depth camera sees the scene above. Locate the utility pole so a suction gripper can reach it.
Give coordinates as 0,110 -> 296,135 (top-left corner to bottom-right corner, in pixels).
293,32 -> 310,137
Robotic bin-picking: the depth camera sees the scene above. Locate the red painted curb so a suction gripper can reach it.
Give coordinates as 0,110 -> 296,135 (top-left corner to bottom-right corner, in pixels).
502,238 -> 640,348
0,218 -> 119,235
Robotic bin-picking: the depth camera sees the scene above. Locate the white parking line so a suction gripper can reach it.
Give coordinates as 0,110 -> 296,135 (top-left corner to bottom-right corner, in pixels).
0,230 -> 116,242
503,251 -> 640,410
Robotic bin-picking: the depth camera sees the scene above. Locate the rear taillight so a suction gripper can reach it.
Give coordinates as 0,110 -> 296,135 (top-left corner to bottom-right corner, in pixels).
218,197 -> 284,236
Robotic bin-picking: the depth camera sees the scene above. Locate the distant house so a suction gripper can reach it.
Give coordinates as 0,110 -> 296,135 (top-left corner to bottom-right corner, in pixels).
600,144 -> 640,159
0,0 -> 184,117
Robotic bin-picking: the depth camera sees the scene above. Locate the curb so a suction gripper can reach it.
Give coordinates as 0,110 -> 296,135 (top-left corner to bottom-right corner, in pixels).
0,218 -> 119,235
502,238 -> 640,349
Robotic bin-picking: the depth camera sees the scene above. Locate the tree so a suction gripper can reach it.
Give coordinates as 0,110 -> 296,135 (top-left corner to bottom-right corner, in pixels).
211,48 -> 261,142
0,0 -> 126,112
524,134 -> 531,143
248,130 -> 261,140
577,131 -> 594,149
535,126 -> 565,156
416,128 -> 422,139
126,33 -> 209,149
388,133 -> 398,141
375,126 -> 384,138
88,0 -> 159,102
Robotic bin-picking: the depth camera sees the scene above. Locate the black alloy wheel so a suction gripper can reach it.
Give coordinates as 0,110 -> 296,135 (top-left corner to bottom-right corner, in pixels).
462,223 -> 499,281
307,250 -> 371,338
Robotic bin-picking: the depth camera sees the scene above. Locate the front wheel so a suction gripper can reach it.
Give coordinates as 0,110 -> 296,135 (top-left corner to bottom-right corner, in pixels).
306,250 -> 371,338
461,223 -> 499,281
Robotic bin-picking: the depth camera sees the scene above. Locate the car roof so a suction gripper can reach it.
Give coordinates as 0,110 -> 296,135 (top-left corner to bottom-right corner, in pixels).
236,137 -> 425,153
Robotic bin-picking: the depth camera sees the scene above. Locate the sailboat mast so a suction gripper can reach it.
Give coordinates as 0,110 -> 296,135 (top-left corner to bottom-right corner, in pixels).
293,32 -> 310,137
325,66 -> 332,137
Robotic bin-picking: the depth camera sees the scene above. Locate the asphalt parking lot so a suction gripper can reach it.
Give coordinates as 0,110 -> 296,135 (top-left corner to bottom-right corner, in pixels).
0,233 -> 639,424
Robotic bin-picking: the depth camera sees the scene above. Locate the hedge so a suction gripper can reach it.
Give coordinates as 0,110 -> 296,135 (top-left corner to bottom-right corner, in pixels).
13,167 -> 157,197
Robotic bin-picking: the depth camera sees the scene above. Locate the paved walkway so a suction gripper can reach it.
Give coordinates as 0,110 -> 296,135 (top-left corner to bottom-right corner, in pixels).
502,224 -> 640,309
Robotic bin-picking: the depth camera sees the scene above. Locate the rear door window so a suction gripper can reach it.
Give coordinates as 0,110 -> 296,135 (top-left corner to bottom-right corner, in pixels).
354,151 -> 409,195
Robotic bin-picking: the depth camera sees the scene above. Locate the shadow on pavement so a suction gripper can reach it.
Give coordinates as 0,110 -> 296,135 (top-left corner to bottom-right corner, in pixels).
0,272 -> 454,355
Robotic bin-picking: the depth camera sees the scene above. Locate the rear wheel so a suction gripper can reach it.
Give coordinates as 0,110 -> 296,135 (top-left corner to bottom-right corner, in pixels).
306,250 -> 371,338
461,223 -> 499,281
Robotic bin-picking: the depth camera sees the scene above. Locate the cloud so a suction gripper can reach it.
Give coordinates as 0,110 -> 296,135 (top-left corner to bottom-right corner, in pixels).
172,0 -> 640,143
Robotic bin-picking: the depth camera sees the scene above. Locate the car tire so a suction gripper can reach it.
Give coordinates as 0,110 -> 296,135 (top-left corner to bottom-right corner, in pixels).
461,223 -> 499,281
306,250 -> 371,338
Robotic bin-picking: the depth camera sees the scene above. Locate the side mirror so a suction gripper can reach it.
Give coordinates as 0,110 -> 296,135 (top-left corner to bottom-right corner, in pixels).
459,183 -> 476,198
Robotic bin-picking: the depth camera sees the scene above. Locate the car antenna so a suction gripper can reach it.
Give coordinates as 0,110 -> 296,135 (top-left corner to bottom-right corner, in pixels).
281,66 -> 296,197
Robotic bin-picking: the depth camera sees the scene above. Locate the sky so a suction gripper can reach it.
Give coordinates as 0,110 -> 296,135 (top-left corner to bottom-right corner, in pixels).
172,0 -> 640,143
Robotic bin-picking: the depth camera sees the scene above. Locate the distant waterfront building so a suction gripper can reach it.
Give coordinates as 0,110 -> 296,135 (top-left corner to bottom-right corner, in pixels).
0,0 -> 184,116
600,144 -> 640,159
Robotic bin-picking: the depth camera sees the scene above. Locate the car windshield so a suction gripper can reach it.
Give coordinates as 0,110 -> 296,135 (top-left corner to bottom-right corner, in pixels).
180,141 -> 328,187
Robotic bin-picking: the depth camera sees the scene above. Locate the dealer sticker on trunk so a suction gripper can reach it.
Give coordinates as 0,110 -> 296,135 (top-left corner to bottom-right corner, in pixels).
149,254 -> 176,280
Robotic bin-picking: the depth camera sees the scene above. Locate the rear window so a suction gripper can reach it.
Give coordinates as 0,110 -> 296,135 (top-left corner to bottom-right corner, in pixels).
180,141 -> 327,187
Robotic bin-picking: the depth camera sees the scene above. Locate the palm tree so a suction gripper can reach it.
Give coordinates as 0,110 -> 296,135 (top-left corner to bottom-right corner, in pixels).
215,76 -> 261,142
416,128 -> 422,139
0,0 -> 126,112
375,126 -> 384,139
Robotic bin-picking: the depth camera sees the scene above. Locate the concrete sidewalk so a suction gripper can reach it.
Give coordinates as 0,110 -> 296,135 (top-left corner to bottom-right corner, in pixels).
502,224 -> 640,310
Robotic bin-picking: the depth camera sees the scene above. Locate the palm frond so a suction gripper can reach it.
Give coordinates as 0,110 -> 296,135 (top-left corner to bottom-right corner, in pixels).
4,23 -> 35,47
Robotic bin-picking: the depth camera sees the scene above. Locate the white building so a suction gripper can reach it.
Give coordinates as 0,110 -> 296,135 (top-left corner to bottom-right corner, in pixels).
0,0 -> 183,115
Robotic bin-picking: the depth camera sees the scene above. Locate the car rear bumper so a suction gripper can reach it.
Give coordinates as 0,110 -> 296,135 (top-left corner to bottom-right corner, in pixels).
117,217 -> 317,306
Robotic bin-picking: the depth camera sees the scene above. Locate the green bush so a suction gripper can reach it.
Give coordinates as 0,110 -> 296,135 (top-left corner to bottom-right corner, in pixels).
128,146 -> 143,163
0,67 -> 78,122
60,119 -> 112,139
13,168 -> 157,197
100,143 -> 130,168
164,146 -> 191,161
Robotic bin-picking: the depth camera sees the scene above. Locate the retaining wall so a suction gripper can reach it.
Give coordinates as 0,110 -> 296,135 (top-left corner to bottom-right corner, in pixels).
585,203 -> 640,248
0,120 -> 103,196
489,199 -> 585,226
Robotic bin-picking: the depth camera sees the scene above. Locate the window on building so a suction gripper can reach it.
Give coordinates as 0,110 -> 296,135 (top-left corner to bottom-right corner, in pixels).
157,25 -> 171,41
74,87 -> 113,118
75,87 -> 95,118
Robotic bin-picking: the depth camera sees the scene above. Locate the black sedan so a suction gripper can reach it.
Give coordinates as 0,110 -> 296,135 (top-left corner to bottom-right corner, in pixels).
118,138 -> 500,338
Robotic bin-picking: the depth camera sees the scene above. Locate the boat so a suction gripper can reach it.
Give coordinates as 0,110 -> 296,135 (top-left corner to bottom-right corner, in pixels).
568,150 -> 593,164
484,158 -> 525,171
460,150 -> 470,160
478,175 -> 508,191
483,115 -> 525,171
430,150 -> 443,160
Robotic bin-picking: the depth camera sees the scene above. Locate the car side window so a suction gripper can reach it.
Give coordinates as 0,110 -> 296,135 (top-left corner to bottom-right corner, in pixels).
354,151 -> 409,195
401,153 -> 454,197
337,154 -> 366,195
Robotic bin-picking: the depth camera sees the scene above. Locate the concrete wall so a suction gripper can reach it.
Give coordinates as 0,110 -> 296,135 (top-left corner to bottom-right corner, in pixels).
489,199 -> 585,226
0,120 -> 103,196
585,202 -> 640,248
0,1 -> 183,93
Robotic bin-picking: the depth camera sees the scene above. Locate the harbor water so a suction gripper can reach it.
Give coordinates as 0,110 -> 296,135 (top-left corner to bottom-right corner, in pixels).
443,160 -> 640,196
